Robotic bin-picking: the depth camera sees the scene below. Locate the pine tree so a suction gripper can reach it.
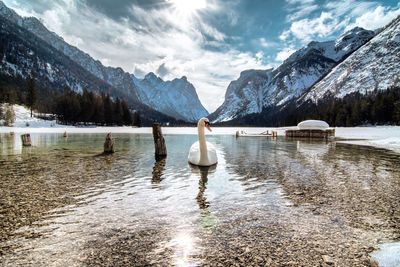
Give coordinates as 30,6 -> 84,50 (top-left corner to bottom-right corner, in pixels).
4,104 -> 15,126
103,94 -> 113,125
27,75 -> 37,118
394,100 -> 400,125
132,111 -> 141,127
121,100 -> 132,125
113,98 -> 123,125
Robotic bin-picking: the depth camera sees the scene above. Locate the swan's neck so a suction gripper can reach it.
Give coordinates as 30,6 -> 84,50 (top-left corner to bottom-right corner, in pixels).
198,125 -> 208,163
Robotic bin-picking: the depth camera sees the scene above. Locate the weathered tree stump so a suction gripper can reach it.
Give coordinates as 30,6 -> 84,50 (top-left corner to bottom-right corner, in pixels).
152,157 -> 166,184
152,123 -> 167,159
21,133 -> 32,146
103,133 -> 114,154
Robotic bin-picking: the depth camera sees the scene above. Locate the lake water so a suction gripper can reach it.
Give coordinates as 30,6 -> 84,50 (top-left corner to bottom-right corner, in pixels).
0,132 -> 399,266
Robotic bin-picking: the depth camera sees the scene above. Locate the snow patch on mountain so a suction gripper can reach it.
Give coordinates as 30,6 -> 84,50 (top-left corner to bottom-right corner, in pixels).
285,27 -> 374,64
209,69 -> 272,122
303,16 -> 400,103
210,27 -> 375,122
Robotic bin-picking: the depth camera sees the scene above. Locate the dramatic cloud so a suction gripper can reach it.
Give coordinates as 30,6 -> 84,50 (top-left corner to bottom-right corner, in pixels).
275,47 -> 296,62
345,5 -> 400,31
285,0 -> 319,22
289,12 -> 340,43
258,38 -> 274,48
3,0 -> 399,111
156,63 -> 170,78
4,0 -> 269,112
277,0 -> 400,61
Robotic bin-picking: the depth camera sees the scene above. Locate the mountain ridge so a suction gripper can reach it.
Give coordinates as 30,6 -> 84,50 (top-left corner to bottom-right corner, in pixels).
210,26 -> 376,122
0,1 -> 207,122
0,13 -> 184,125
214,15 -> 400,127
299,15 -> 400,104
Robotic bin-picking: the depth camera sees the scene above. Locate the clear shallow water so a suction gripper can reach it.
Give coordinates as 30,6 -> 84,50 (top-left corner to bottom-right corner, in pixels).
0,133 -> 399,266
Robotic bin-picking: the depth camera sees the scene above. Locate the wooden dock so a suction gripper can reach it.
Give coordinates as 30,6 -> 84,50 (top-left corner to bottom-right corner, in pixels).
236,130 -> 277,138
285,128 -> 335,139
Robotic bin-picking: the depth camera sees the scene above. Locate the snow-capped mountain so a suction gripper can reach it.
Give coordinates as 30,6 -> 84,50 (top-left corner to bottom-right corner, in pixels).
0,8 -> 185,124
0,15 -> 111,94
300,16 -> 400,103
210,27 -> 375,122
133,73 -> 208,122
209,69 -> 273,122
0,1 -> 207,122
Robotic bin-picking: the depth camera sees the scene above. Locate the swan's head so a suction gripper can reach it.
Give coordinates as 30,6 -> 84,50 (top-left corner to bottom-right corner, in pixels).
198,117 -> 212,132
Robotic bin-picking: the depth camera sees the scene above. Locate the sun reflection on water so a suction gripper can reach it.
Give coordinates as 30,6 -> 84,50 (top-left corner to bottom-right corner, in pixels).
169,231 -> 198,267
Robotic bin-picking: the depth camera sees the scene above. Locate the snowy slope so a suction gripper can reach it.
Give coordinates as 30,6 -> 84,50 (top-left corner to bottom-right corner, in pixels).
0,14 -> 119,95
0,104 -> 64,128
302,16 -> 400,102
211,27 -> 375,122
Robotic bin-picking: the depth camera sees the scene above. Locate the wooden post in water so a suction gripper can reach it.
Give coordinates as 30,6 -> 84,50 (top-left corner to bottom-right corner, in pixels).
21,133 -> 32,146
152,123 -> 167,159
103,133 -> 114,154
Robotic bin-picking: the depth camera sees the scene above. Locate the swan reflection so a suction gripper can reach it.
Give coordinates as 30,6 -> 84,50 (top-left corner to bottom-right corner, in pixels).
190,164 -> 218,229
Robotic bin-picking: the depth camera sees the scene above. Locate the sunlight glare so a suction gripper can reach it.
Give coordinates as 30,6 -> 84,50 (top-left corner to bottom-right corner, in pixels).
169,232 -> 197,266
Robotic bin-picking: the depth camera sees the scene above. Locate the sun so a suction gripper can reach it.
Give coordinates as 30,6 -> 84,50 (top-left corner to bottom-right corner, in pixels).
169,0 -> 207,15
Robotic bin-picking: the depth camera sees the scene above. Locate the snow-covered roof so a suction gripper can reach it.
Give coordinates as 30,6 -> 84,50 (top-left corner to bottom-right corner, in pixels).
297,120 -> 329,130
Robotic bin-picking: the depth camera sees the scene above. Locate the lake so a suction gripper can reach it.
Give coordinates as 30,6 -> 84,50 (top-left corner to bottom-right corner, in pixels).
0,132 -> 399,266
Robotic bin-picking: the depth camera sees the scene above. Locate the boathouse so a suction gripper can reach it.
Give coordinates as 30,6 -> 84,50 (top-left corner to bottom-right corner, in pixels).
285,120 -> 335,139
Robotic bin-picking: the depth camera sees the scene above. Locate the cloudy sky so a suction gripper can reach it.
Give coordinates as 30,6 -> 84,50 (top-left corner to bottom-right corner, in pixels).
3,0 -> 400,111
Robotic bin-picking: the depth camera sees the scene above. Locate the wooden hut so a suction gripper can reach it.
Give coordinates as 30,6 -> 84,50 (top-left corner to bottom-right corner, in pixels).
285,120 -> 335,139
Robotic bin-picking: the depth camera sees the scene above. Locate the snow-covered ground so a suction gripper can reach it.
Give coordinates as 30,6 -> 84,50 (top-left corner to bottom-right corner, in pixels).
1,104 -> 64,128
335,127 -> 400,154
371,242 -> 400,267
1,105 -> 400,154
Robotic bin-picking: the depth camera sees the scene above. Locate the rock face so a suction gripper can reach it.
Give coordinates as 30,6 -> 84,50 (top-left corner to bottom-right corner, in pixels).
0,1 -> 208,122
300,16 -> 400,103
133,73 -> 208,122
208,69 -> 273,122
210,26 -> 375,122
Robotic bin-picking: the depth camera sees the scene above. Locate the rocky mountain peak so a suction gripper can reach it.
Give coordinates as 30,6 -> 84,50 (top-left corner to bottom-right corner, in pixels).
144,72 -> 163,84
334,27 -> 375,54
0,0 -> 20,24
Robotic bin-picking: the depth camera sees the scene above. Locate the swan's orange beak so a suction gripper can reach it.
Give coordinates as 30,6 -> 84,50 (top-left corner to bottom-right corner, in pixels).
205,122 -> 212,132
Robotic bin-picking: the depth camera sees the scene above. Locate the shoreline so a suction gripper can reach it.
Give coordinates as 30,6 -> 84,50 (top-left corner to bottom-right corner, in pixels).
1,126 -> 400,154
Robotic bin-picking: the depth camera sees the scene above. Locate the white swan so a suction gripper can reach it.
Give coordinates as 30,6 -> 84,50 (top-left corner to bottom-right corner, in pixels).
188,118 -> 218,166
